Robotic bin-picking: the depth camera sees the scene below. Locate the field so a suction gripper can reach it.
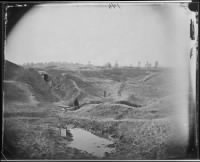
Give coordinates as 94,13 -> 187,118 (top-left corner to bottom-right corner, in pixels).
2,60 -> 189,160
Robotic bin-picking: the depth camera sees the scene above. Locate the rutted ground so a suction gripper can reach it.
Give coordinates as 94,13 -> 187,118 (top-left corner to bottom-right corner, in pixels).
3,61 -> 188,160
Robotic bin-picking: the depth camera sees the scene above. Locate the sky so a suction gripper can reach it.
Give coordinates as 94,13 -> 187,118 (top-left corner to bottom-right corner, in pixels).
5,2 -> 191,67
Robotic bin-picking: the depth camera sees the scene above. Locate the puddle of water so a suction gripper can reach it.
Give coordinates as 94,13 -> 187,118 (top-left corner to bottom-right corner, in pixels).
60,127 -> 115,157
69,128 -> 115,157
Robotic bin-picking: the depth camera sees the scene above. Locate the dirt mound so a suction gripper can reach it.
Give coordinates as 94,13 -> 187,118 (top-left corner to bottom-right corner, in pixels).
4,60 -> 58,102
4,60 -> 24,80
73,103 -> 133,119
50,73 -> 103,104
17,69 -> 57,102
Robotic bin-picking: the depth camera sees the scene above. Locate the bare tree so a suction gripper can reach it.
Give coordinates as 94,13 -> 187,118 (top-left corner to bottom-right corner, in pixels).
114,61 -> 119,68
105,62 -> 112,68
137,61 -> 141,68
154,61 -> 159,68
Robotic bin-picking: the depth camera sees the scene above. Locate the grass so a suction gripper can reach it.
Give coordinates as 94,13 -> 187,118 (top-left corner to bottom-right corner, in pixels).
3,82 -> 29,103
3,96 -> 187,160
60,115 -> 187,160
3,60 -> 188,159
17,68 -> 57,102
3,106 -> 97,160
4,60 -> 58,102
80,68 -> 150,81
3,118 -> 54,159
68,98 -> 172,120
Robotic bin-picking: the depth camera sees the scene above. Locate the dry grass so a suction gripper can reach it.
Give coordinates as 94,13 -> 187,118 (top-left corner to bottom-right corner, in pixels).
3,61 -> 188,159
3,110 -> 96,160
60,114 -> 187,160
3,118 -> 55,159
4,60 -> 58,102
61,115 -> 187,160
67,96 -> 173,120
3,82 -> 29,103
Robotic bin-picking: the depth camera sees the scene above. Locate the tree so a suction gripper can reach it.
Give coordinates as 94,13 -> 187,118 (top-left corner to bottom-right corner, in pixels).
105,62 -> 112,68
88,61 -> 91,65
154,61 -> 159,68
114,61 -> 119,68
137,61 -> 141,68
149,63 -> 152,68
145,61 -> 149,68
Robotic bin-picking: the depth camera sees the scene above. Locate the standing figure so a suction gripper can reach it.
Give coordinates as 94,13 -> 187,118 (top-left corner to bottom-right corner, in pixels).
74,97 -> 79,110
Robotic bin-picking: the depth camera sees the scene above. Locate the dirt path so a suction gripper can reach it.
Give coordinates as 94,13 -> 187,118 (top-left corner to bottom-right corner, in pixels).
140,72 -> 156,82
70,79 -> 82,97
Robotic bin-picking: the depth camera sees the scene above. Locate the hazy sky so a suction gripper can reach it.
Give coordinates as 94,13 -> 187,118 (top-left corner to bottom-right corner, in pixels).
5,3 -> 191,67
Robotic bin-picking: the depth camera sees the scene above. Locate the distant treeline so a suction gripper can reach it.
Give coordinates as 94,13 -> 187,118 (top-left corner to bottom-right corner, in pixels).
23,61 -> 159,69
